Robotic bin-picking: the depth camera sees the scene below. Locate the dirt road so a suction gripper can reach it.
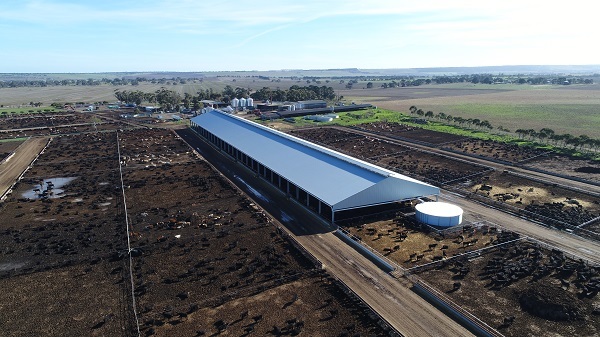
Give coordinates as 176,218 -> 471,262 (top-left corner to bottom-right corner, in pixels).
0,137 -> 48,199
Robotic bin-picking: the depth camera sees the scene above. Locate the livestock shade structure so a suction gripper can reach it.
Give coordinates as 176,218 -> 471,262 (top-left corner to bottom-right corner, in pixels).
415,202 -> 463,227
190,109 -> 439,222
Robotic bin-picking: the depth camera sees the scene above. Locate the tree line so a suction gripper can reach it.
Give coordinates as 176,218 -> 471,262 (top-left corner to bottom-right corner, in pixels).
249,85 -> 335,102
408,106 -> 493,130
356,75 -> 594,89
431,75 -> 593,85
514,128 -> 600,153
408,105 -> 599,153
113,84 -> 337,112
0,77 -> 201,88
114,88 -> 184,112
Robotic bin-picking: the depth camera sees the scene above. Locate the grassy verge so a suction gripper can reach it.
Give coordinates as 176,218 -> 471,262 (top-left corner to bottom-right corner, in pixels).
0,137 -> 28,143
263,108 -> 599,161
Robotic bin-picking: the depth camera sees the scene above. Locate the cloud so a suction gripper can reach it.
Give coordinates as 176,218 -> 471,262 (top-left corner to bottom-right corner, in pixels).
1,0 -> 597,71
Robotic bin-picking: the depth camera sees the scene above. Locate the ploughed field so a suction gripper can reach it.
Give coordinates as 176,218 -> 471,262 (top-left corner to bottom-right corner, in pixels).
291,126 -> 600,234
0,128 -> 387,336
414,239 -> 600,337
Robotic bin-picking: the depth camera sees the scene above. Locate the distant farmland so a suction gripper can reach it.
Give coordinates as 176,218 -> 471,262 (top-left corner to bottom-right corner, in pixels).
0,78 -> 598,138
339,84 -> 600,138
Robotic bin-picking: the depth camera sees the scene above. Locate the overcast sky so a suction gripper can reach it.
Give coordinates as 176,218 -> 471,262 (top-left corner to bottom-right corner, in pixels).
0,0 -> 597,73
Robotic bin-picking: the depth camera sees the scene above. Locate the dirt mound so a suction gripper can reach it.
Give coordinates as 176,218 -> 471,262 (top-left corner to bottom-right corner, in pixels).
519,285 -> 585,321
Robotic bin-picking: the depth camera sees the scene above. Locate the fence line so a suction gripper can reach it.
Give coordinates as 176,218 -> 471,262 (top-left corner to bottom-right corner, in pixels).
578,216 -> 600,229
337,227 -> 405,272
116,132 -> 141,337
505,170 -> 600,198
276,226 -> 323,269
410,279 -> 505,337
405,238 -> 524,274
327,274 -> 404,337
524,236 -> 600,265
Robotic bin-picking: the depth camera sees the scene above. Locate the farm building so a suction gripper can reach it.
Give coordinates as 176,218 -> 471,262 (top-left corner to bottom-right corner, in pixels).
296,100 -> 327,109
190,109 -> 439,223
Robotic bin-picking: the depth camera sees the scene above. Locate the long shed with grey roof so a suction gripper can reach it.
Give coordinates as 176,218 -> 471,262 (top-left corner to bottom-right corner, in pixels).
190,109 -> 439,223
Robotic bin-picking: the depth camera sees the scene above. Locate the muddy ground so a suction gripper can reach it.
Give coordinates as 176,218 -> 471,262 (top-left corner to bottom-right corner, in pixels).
442,138 -> 551,163
0,113 -> 133,139
344,218 -> 516,269
291,128 -> 489,185
291,126 -> 600,231
1,114 -> 598,337
468,171 -> 600,227
0,139 -> 25,161
415,240 -> 600,337
0,128 -> 387,337
526,155 -> 600,181
337,121 -> 599,185
353,121 -> 467,145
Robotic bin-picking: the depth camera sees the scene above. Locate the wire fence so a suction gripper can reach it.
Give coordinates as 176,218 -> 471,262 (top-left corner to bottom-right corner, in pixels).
327,274 -> 404,337
116,131 -> 141,337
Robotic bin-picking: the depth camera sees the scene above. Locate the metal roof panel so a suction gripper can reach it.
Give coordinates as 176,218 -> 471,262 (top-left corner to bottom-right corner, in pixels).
191,110 -> 439,208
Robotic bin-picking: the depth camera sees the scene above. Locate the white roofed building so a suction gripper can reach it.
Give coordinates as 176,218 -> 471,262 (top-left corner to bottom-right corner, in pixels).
190,109 -> 439,223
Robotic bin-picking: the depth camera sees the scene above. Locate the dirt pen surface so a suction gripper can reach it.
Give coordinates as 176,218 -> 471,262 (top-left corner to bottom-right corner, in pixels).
468,171 -> 600,227
414,239 -> 600,337
0,128 -> 387,336
0,112 -> 133,139
291,126 -> 600,235
442,138 -> 551,164
316,121 -> 599,185
353,121 -> 467,145
291,127 -> 490,186
344,217 -> 517,269
526,155 -> 600,181
0,139 -> 25,161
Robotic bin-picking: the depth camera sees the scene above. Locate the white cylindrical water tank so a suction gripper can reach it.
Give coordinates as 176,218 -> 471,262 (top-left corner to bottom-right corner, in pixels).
231,98 -> 239,108
247,97 -> 254,108
415,202 -> 463,227
239,97 -> 247,107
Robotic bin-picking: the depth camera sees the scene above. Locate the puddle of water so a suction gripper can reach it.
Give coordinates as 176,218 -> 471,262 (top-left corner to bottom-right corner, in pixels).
0,261 -> 26,271
98,202 -> 111,207
234,175 -> 269,203
22,177 -> 77,199
281,211 -> 294,223
98,182 -> 110,186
